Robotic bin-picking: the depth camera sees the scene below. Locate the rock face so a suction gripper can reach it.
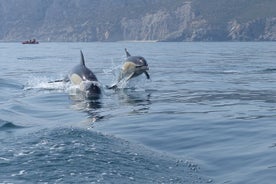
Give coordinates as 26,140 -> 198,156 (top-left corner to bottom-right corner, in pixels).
121,2 -> 196,41
0,0 -> 275,42
227,18 -> 276,41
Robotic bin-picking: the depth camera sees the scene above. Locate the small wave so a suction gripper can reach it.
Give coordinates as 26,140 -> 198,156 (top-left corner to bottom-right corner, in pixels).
0,128 -> 212,183
0,78 -> 24,89
262,68 -> 276,73
191,69 -> 243,75
0,119 -> 23,130
17,56 -> 58,61
221,70 -> 241,74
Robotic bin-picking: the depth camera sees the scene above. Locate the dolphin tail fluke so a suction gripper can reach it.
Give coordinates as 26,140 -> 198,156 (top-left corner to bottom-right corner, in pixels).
80,50 -> 85,66
144,71 -> 150,79
125,48 -> 131,57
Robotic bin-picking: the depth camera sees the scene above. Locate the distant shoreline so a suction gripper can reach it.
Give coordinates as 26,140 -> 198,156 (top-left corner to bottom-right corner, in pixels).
0,40 -> 276,43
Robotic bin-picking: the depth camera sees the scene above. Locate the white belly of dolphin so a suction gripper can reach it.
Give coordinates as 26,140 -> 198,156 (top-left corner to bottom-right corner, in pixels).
70,73 -> 83,85
120,62 -> 136,79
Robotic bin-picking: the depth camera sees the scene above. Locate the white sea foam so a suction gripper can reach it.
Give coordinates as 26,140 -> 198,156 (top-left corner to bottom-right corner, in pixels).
24,76 -> 69,91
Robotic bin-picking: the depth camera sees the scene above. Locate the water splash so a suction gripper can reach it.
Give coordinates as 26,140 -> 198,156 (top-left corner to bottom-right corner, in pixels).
23,76 -> 68,91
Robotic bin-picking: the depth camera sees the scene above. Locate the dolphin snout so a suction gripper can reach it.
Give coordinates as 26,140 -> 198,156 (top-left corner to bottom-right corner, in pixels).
80,81 -> 101,98
88,82 -> 101,94
86,84 -> 101,99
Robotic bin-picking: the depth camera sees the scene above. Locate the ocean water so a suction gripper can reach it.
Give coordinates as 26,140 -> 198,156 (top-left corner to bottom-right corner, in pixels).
0,42 -> 276,183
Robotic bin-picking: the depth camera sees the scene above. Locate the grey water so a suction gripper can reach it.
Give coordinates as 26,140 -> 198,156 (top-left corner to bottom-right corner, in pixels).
1,42 -> 276,183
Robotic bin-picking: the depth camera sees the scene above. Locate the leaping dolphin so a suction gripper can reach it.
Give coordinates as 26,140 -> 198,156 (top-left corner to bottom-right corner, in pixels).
50,51 -> 101,98
69,50 -> 101,98
108,48 -> 150,89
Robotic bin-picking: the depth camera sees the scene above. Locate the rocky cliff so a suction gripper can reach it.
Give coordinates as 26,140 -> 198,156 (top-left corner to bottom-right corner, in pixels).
0,0 -> 275,42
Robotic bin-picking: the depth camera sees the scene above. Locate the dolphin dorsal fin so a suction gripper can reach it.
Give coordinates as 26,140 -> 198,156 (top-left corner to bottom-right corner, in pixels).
125,48 -> 131,57
80,50 -> 85,66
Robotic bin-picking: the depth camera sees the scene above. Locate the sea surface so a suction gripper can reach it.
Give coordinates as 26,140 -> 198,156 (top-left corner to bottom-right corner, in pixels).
1,42 -> 276,184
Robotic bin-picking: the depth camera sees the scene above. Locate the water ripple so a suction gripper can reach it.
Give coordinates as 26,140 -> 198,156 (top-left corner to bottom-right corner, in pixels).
0,128 -> 212,183
0,119 -> 23,131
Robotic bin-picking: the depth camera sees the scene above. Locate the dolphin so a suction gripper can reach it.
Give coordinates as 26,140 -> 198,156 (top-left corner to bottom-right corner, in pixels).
68,50 -> 101,98
49,51 -> 101,98
108,48 -> 150,89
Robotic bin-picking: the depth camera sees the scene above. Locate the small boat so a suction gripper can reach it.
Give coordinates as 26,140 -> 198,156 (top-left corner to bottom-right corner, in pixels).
22,39 -> 39,44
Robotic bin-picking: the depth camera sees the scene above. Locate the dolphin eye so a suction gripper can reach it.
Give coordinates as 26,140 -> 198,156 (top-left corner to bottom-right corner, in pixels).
139,59 -> 144,64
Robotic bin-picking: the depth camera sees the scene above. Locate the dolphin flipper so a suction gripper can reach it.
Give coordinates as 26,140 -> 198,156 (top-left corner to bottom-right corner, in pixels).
144,71 -> 150,79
